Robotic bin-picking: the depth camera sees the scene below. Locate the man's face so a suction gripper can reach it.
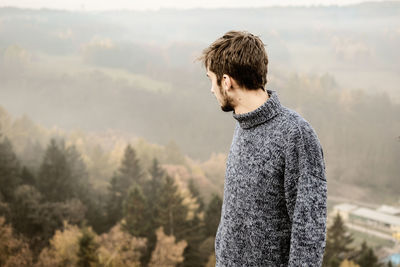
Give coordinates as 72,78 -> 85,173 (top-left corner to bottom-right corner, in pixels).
206,69 -> 235,112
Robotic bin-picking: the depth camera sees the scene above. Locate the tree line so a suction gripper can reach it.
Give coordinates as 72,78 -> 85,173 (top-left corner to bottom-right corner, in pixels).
0,131 -> 223,266
0,128 -> 396,266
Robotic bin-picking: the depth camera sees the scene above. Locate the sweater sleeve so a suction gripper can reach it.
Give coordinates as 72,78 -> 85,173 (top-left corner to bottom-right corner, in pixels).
283,120 -> 327,267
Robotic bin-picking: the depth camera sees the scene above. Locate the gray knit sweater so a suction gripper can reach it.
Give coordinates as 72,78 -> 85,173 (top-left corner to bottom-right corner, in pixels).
215,89 -> 327,266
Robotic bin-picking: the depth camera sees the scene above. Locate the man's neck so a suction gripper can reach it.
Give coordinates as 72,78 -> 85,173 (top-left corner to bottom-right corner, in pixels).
233,88 -> 270,115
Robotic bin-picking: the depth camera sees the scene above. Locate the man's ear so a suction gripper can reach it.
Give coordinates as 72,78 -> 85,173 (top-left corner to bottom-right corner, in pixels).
222,74 -> 233,91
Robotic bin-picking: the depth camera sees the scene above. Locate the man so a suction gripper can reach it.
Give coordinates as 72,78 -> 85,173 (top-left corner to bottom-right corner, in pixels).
199,31 -> 327,266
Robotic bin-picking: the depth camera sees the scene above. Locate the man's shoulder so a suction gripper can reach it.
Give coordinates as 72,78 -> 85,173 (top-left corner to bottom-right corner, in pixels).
279,106 -> 313,131
279,106 -> 321,143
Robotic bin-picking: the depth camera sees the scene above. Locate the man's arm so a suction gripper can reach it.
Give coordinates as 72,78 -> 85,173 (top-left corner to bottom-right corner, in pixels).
283,119 -> 328,267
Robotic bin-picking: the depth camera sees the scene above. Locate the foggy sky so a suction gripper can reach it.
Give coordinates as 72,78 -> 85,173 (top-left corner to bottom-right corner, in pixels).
0,0 -> 395,11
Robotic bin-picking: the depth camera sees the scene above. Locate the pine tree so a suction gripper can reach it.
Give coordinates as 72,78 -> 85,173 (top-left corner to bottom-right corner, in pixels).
0,137 -> 21,202
156,175 -> 189,241
9,185 -> 42,238
20,166 -> 35,186
140,158 -> 167,267
37,138 -> 89,202
77,227 -> 99,267
106,144 -> 144,228
143,158 -> 165,229
204,193 -> 222,237
187,178 -> 205,212
354,240 -> 382,267
178,213 -> 207,267
144,158 -> 165,205
323,213 -> 355,267
123,184 -> 148,237
178,179 -> 209,267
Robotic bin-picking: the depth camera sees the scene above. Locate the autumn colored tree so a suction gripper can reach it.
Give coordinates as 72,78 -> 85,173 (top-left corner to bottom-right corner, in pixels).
148,226 -> 187,267
339,259 -> 360,267
205,253 -> 216,267
0,217 -> 33,267
97,223 -> 147,267
35,221 -> 82,267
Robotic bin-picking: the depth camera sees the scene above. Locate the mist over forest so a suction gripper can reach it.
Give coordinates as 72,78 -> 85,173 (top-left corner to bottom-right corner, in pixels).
0,2 -> 399,266
1,1 -> 399,199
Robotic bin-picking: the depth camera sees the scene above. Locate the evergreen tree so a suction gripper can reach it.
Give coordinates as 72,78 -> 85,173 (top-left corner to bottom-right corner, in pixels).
106,144 -> 144,228
140,158 -> 167,267
65,144 -> 90,200
156,175 -> 189,241
143,158 -> 165,229
143,158 -> 165,205
323,213 -> 355,267
83,189 -> 109,235
117,144 -> 144,189
0,136 -> 21,202
77,227 -> 99,267
9,184 -> 86,255
354,240 -> 382,267
187,178 -> 205,212
123,184 -> 148,237
204,193 -> 222,237
179,214 -> 207,267
140,174 -> 190,266
9,185 -> 42,238
20,166 -> 35,186
179,179 -> 209,267
37,138 -> 89,202
37,138 -> 70,202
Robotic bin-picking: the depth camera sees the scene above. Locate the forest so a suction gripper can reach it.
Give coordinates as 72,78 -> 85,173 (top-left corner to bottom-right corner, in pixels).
0,124 -> 395,266
0,1 -> 399,266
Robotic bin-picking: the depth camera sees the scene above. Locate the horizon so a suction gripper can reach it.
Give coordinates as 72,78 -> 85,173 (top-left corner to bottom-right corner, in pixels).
0,0 -> 396,11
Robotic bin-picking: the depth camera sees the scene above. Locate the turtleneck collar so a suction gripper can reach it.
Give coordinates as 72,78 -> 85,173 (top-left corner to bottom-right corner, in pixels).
232,89 -> 282,129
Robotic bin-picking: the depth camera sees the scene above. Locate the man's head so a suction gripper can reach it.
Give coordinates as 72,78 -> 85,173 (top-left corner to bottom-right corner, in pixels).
199,31 -> 269,112
200,30 -> 268,90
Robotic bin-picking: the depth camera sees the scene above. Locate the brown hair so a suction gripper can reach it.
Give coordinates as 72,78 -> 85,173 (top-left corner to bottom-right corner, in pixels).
199,30 -> 268,90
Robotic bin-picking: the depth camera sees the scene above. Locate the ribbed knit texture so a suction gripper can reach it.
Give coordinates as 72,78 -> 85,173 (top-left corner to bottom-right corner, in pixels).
215,89 -> 327,266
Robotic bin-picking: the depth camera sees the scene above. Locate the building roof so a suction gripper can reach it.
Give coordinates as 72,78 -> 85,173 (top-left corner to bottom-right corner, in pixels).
333,203 -> 358,212
377,205 -> 400,216
351,207 -> 400,226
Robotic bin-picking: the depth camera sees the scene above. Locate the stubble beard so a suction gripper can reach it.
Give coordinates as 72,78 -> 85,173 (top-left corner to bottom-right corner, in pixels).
219,85 -> 235,112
